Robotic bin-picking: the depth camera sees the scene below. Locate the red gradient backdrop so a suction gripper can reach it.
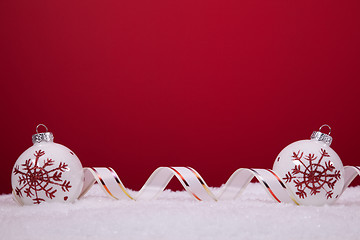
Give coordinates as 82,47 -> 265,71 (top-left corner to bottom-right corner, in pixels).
1,0 -> 360,194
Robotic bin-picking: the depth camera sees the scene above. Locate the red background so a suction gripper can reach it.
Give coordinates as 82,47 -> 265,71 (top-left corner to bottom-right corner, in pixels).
1,0 -> 360,194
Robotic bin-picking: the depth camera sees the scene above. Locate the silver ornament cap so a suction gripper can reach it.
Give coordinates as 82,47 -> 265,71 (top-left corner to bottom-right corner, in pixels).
32,124 -> 54,144
310,124 -> 332,146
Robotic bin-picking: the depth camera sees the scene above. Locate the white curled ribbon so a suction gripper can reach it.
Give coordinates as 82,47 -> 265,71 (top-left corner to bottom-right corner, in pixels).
78,166 -> 360,205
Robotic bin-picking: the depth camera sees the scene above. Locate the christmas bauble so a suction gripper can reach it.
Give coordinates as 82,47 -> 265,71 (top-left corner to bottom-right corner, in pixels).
11,124 -> 84,205
273,125 -> 344,206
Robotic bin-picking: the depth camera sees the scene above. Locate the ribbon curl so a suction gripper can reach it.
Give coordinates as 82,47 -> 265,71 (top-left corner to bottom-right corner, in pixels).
78,166 -> 360,205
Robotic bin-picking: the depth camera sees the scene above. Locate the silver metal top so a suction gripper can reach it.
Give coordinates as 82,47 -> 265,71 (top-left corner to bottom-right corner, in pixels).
32,124 -> 54,144
311,124 -> 332,146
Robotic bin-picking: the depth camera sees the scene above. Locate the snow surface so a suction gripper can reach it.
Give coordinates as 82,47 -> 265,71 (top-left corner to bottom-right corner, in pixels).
1,183 -> 360,240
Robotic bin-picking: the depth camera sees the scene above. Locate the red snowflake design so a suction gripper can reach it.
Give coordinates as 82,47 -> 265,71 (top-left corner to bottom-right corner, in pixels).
13,150 -> 72,204
282,149 -> 341,199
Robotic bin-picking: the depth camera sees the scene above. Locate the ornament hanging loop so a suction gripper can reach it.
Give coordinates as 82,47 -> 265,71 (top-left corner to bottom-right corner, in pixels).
36,124 -> 49,133
311,124 -> 333,146
32,124 -> 54,144
319,124 -> 331,135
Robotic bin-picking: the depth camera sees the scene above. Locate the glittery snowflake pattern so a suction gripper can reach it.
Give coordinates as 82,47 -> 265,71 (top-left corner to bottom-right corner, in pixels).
13,150 -> 72,204
282,149 -> 341,199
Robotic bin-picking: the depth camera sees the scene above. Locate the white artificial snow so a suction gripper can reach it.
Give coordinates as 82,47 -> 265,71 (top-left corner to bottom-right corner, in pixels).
1,183 -> 360,240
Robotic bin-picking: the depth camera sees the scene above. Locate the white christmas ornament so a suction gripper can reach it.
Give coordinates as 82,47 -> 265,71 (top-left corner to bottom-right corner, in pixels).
273,124 -> 344,206
11,124 -> 84,205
